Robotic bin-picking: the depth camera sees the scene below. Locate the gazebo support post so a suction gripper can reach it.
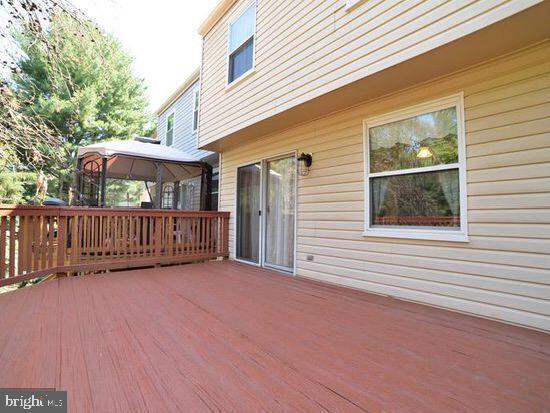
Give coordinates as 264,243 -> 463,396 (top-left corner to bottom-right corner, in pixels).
173,181 -> 180,210
200,163 -> 213,211
155,162 -> 162,209
72,158 -> 82,206
100,157 -> 107,208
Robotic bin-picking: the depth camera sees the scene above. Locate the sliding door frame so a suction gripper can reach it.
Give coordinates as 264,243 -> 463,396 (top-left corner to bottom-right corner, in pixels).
235,161 -> 263,267
234,150 -> 297,275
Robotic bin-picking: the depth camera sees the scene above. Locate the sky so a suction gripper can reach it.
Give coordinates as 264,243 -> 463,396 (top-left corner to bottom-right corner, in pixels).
71,0 -> 219,113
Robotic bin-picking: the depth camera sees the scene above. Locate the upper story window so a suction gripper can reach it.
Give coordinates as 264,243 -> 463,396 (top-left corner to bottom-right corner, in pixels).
192,89 -> 200,131
166,113 -> 174,146
363,94 -> 468,242
228,3 -> 256,85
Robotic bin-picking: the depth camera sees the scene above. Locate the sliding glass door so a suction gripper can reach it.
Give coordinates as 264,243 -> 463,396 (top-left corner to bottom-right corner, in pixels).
236,155 -> 296,273
264,156 -> 296,271
236,163 -> 261,263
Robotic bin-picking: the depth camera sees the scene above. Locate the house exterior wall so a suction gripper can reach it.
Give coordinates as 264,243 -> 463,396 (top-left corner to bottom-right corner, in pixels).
198,0 -> 543,148
157,79 -> 220,210
158,79 -> 211,160
218,43 -> 550,331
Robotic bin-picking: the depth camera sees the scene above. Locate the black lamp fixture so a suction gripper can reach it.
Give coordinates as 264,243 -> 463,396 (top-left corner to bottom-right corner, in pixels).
297,153 -> 313,176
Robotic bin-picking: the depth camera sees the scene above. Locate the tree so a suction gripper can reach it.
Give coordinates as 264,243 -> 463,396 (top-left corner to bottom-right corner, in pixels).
2,5 -> 153,201
1,0 -> 90,171
11,12 -> 152,200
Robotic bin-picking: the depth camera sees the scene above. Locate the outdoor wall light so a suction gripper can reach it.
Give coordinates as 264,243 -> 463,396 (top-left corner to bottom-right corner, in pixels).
297,153 -> 313,176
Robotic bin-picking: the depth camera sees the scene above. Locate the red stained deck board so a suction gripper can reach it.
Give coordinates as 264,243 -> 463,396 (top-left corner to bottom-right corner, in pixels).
0,261 -> 548,412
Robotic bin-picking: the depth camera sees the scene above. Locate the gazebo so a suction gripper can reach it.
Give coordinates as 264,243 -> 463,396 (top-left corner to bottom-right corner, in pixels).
75,139 -> 212,210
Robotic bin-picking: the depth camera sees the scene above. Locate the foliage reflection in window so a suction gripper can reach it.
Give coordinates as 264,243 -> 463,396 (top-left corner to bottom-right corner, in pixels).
366,101 -> 464,231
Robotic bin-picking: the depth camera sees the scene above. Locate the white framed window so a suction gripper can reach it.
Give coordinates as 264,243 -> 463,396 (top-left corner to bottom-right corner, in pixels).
363,94 -> 468,242
166,112 -> 175,146
192,89 -> 200,131
227,3 -> 256,85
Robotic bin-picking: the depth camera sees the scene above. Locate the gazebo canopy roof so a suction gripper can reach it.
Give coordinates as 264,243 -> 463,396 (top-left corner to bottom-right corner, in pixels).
77,139 -> 205,182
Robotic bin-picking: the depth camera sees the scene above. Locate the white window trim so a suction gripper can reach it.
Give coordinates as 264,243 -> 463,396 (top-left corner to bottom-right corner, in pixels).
192,88 -> 200,132
166,111 -> 175,146
226,1 -> 257,88
362,93 -> 469,243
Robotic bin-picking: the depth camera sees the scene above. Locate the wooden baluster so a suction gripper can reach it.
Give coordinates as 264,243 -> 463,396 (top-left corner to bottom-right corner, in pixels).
175,217 -> 179,257
21,216 -> 28,274
216,217 -> 223,255
104,216 -> 109,258
99,215 -> 104,260
17,215 -> 24,275
164,216 -> 169,257
40,215 -> 48,270
212,217 -> 217,255
91,216 -> 96,260
9,216 -> 16,278
142,217 -> 146,257
124,216 -> 128,258
212,217 -> 217,256
129,216 -> 134,258
191,217 -> 195,256
148,217 -> 153,257
186,218 -> 190,257
138,216 -> 142,257
109,216 -> 115,258
32,215 -> 41,271
156,216 -> 160,258
207,217 -> 212,255
71,215 -> 78,267
113,216 -> 118,258
200,217 -> 205,255
195,217 -> 199,256
57,215 -> 67,273
82,215 -> 88,263
47,216 -> 54,269
177,217 -> 182,256
0,216 -> 6,279
196,218 -> 201,257
223,216 -> 229,257
86,215 -> 91,263
118,216 -> 122,259
168,216 -> 173,257
76,215 -> 82,267
27,215 -> 33,273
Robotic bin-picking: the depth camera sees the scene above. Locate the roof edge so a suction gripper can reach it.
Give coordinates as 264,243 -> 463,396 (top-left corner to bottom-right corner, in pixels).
198,0 -> 237,37
155,68 -> 200,116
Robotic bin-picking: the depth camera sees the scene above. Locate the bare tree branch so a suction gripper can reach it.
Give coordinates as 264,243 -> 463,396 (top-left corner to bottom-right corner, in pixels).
0,0 -> 100,169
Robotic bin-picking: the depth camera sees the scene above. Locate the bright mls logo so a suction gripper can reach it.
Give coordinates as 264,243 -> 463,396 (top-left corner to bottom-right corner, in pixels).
0,389 -> 66,413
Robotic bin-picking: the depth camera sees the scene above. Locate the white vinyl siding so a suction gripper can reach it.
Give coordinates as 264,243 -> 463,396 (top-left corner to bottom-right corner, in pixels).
344,0 -> 364,10
157,81 -> 211,159
199,0 -> 542,148
217,44 -> 550,331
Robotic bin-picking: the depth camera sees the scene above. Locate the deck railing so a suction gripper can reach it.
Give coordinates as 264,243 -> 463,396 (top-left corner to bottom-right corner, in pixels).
0,205 -> 230,288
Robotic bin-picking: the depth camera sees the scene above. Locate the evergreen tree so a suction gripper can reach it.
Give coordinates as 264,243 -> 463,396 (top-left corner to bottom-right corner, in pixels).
10,12 -> 153,200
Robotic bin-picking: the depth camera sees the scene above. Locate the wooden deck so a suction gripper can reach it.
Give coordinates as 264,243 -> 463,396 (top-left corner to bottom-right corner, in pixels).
0,261 -> 549,412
